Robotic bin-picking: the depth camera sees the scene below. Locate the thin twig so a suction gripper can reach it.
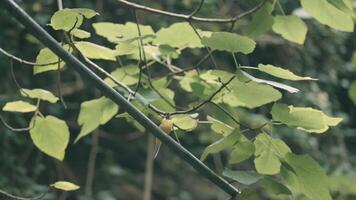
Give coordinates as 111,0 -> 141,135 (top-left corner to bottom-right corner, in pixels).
143,134 -> 155,200
0,99 -> 41,132
188,21 -> 218,69
133,10 -> 179,110
116,0 -> 235,23
188,0 -> 205,17
0,188 -> 50,200
85,130 -> 100,197
0,47 -> 60,66
132,9 -> 143,95
151,75 -> 235,116
56,56 -> 67,109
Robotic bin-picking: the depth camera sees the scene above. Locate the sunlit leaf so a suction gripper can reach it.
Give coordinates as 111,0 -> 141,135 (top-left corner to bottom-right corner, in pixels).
51,181 -> 80,191
300,0 -> 354,32
221,79 -> 282,108
258,64 -> 317,80
34,46 -> 71,74
271,103 -> 343,133
254,133 -> 291,175
71,29 -> 91,39
21,88 -> 58,103
154,22 -> 211,48
201,32 -> 256,54
171,115 -> 198,131
272,15 -> 308,44
93,22 -> 154,43
30,115 -> 69,161
50,8 -> 98,31
2,101 -> 37,113
75,41 -> 118,61
104,65 -> 139,87
75,97 -> 118,142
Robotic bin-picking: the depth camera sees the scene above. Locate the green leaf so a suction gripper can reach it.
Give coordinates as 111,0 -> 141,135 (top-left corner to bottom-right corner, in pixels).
34,47 -> 69,75
71,29 -> 91,39
51,181 -> 80,191
2,101 -> 37,113
93,22 -> 155,43
329,175 -> 356,195
21,88 -> 58,103
229,139 -> 255,164
272,15 -> 308,44
284,153 -> 332,200
221,79 -> 282,108
246,2 -> 274,39
104,65 -> 139,87
153,22 -> 211,48
171,115 -> 198,131
223,169 -> 263,185
300,0 -> 354,32
258,64 -> 317,81
348,81 -> 356,105
75,41 -> 118,61
200,129 -> 241,161
260,177 -> 292,197
271,103 -> 342,133
30,115 -> 69,161
201,32 -> 256,54
207,115 -> 234,135
50,8 -> 98,31
254,133 -> 291,175
75,97 -> 118,142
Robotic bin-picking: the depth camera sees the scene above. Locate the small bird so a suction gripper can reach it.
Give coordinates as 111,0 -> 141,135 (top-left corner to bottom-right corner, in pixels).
154,116 -> 174,159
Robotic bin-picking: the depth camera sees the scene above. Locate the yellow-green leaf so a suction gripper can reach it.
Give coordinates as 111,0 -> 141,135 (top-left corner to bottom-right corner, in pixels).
51,181 -> 80,191
104,65 -> 139,87
272,15 -> 308,44
21,88 -> 58,103
284,153 -> 332,200
75,41 -> 118,61
300,0 -> 354,32
171,115 -> 198,131
254,133 -> 291,175
221,79 -> 282,109
258,64 -> 317,81
229,139 -> 255,164
75,97 -> 118,142
93,22 -> 154,43
202,32 -> 256,54
50,8 -> 98,31
2,101 -> 37,113
201,129 -> 241,161
271,103 -> 342,133
154,22 -> 211,48
71,29 -> 91,39
348,81 -> 356,105
30,116 -> 69,161
34,47 -> 68,75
